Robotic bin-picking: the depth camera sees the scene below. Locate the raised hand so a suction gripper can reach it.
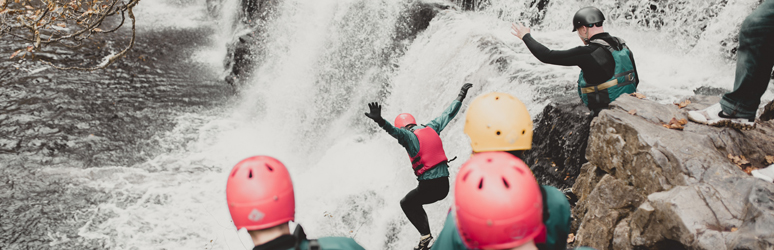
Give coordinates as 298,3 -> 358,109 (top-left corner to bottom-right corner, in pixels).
457,83 -> 473,101
511,22 -> 530,40
364,102 -> 385,126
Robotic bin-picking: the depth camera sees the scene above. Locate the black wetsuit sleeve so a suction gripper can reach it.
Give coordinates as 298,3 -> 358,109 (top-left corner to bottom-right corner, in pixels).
522,33 -> 594,66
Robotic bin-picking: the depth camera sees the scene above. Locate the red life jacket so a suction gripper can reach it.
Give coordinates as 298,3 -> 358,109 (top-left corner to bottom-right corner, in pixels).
409,127 -> 448,176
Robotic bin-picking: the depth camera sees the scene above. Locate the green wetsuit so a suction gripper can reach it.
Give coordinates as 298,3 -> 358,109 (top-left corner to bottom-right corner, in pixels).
430,185 -> 571,250
253,225 -> 365,250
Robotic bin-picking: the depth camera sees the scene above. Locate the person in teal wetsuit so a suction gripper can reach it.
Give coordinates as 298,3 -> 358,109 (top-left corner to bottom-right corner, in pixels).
439,151 -> 598,250
430,92 -> 571,250
511,6 -> 639,116
226,156 -> 366,250
364,83 -> 473,250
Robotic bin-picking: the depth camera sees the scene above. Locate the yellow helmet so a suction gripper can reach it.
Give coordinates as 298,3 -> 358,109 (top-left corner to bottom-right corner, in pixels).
464,92 -> 533,152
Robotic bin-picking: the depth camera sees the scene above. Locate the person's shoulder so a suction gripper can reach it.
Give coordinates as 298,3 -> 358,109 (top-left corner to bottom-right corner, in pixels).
317,237 -> 366,250
540,185 -> 562,194
540,185 -> 570,206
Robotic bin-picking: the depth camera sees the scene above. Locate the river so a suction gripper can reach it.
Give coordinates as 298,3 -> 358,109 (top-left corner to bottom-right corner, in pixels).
2,0 -> 773,249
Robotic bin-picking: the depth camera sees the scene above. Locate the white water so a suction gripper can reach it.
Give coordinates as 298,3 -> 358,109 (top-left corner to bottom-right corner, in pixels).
44,0 -> 774,249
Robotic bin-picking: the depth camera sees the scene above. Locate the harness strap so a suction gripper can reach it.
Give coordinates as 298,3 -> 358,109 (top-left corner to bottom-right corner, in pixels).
308,240 -> 320,250
294,225 -> 320,250
411,156 -> 422,165
580,69 -> 635,94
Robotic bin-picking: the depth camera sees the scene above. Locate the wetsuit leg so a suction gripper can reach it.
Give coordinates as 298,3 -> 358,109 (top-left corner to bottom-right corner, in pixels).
400,177 -> 450,235
720,0 -> 774,118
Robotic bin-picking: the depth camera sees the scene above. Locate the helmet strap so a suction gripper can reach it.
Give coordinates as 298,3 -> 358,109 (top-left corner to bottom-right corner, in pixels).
582,28 -> 591,44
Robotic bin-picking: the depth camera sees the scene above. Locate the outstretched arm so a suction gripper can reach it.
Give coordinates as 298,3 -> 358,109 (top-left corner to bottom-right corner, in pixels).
365,102 -> 415,150
512,22 -> 591,66
426,83 -> 471,133
522,34 -> 590,66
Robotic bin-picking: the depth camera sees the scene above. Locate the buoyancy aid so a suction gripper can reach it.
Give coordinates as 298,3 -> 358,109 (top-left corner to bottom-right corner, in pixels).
293,226 -> 320,250
577,37 -> 638,108
409,127 -> 448,176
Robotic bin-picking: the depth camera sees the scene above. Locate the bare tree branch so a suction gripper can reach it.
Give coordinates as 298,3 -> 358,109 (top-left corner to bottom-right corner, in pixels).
2,0 -> 142,70
38,1 -> 135,71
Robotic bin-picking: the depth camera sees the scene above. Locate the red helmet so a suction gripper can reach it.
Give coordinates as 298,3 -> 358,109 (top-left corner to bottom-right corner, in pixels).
394,113 -> 416,128
454,152 -> 544,249
226,156 -> 295,231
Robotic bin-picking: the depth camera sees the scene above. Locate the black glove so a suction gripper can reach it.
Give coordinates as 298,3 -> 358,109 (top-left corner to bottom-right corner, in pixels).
456,83 -> 473,102
364,102 -> 385,126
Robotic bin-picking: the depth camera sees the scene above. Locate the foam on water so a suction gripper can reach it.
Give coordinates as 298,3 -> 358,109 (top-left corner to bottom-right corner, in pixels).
58,0 -> 774,249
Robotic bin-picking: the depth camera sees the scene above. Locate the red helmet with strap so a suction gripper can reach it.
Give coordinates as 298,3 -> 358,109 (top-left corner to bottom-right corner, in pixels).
226,156 -> 295,231
394,113 -> 416,128
454,152 -> 544,249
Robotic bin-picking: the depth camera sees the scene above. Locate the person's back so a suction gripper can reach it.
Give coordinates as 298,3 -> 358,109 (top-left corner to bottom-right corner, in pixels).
364,83 -> 473,250
252,225 -> 361,250
511,6 -> 640,115
431,152 -> 597,250
431,93 -> 572,250
226,156 -> 365,250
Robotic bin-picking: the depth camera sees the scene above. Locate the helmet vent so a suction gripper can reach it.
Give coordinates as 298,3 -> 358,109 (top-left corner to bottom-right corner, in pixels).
502,177 -> 510,188
478,178 -> 484,189
266,164 -> 274,172
248,169 -> 253,178
522,130 -> 526,135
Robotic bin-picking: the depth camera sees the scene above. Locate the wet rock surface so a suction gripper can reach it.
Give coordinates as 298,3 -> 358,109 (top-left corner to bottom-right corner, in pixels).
571,95 -> 774,250
0,26 -> 232,249
223,0 -> 453,85
761,99 -> 774,122
524,99 -> 593,190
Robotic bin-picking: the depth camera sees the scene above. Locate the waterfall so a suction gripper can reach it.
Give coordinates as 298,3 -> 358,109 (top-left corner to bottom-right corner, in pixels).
68,0 -> 773,249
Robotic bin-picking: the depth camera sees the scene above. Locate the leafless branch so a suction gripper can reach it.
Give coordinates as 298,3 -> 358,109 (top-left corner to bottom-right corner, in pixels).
2,0 -> 141,70
39,1 -> 135,71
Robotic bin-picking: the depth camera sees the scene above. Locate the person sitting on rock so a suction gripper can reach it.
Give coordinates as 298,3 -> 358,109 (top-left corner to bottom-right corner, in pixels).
226,156 -> 366,250
363,83 -> 473,250
430,92 -> 572,250
511,6 -> 640,116
687,0 -> 773,129
433,151 -> 597,250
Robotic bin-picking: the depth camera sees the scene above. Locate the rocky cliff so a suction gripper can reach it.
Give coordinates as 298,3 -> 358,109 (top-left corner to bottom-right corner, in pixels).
567,95 -> 774,250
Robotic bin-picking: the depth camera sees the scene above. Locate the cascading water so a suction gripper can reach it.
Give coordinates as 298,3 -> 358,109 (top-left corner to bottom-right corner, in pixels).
5,0 -> 774,249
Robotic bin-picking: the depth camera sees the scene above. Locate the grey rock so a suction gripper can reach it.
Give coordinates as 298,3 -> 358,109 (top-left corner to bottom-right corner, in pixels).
574,174 -> 644,250
524,101 -> 593,189
571,95 -> 774,250
761,99 -> 774,121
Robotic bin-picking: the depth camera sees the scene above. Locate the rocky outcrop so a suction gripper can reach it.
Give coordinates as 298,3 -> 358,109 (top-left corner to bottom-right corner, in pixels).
222,0 -> 280,86
525,100 -> 593,190
223,0 -> 452,86
571,95 -> 774,250
761,99 -> 774,122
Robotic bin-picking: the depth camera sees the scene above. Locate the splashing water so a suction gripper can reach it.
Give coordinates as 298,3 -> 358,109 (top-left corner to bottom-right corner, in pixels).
46,0 -> 774,249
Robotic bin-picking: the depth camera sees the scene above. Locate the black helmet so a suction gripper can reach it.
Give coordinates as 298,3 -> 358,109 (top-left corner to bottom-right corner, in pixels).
572,6 -> 605,32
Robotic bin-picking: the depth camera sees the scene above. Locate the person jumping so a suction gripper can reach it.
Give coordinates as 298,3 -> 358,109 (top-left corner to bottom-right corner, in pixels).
364,83 -> 473,250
